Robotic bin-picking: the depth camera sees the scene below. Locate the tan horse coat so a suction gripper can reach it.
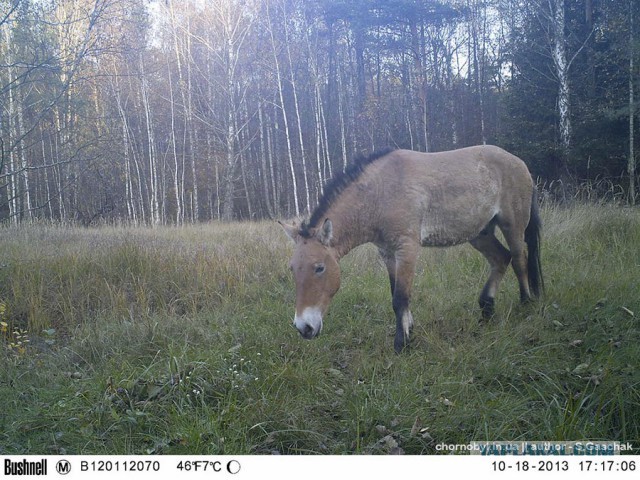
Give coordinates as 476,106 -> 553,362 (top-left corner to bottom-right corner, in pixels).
281,145 -> 543,352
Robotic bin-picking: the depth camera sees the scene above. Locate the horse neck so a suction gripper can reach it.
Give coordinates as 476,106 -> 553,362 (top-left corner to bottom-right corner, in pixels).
326,195 -> 378,259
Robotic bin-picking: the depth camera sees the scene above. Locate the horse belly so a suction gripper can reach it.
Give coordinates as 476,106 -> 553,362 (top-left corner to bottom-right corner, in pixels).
420,221 -> 471,247
419,204 -> 497,247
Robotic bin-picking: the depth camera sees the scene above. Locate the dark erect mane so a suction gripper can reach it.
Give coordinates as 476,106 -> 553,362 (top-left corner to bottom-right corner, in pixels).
300,147 -> 397,237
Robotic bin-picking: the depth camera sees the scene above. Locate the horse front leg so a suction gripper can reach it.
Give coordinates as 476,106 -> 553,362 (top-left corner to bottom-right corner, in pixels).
380,243 -> 418,353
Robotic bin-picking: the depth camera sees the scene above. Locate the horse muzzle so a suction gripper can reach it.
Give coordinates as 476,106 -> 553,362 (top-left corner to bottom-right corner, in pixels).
293,307 -> 323,340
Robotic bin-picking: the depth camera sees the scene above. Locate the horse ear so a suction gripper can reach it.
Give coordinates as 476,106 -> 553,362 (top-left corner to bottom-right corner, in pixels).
317,218 -> 333,246
278,220 -> 299,242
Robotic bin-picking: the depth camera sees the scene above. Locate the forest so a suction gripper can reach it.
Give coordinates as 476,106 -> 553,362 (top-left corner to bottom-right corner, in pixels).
1,0 -> 638,225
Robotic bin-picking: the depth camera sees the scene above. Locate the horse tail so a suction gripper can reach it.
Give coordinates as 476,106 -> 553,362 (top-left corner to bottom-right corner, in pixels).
525,188 -> 544,298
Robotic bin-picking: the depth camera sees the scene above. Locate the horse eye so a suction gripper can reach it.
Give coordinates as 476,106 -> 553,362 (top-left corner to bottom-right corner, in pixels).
314,263 -> 326,275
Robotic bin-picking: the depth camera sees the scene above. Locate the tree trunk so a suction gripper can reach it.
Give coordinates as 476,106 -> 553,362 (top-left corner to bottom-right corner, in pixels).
238,98 -> 253,219
337,70 -> 348,171
258,103 -> 274,218
185,15 -> 199,223
267,100 -> 280,217
16,86 -> 32,221
219,12 -> 239,221
283,3 -> 310,213
139,55 -> 161,225
268,3 -> 300,216
168,1 -> 186,224
167,58 -> 183,225
205,41 -> 219,220
409,18 -> 429,152
4,24 -> 18,224
629,0 -> 636,206
469,0 -> 487,146
221,85 -> 237,221
552,0 -> 571,161
112,64 -> 138,223
353,24 -> 367,116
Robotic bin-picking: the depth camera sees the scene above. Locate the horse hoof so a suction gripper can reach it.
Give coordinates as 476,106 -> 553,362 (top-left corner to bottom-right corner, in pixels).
479,297 -> 495,320
520,295 -> 534,305
479,298 -> 496,323
394,334 -> 410,354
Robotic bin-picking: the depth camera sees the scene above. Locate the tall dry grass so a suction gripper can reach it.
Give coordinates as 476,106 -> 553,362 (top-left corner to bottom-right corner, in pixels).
0,204 -> 638,454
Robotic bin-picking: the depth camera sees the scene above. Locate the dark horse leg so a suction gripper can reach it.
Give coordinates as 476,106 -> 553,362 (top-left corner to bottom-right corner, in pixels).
470,221 -> 512,319
379,242 -> 418,353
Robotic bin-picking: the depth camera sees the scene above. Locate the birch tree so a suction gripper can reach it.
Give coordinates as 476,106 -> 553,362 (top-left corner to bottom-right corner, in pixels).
550,0 -> 571,155
281,0 -> 311,213
165,1 -> 200,223
202,0 -> 255,221
138,54 -> 162,225
2,0 -> 639,223
1,0 -> 110,222
266,1 -> 300,216
629,0 -> 636,205
532,0 -> 592,165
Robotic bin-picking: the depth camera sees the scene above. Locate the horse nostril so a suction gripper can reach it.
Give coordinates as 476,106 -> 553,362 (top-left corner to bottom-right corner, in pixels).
300,323 -> 315,339
294,309 -> 322,340
300,324 -> 315,338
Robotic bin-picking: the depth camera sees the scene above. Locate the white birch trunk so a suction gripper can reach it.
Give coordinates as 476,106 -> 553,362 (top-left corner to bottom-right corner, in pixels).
221,32 -> 238,222
629,0 -> 636,206
3,24 -> 18,224
205,43 -> 219,220
221,105 -> 236,221
314,87 -> 324,197
305,22 -> 328,197
268,5 -> 300,216
16,88 -> 32,221
258,103 -> 274,218
337,70 -> 348,171
282,1 -> 310,213
139,56 -> 161,225
53,110 -> 66,221
167,1 -> 187,224
552,0 -> 571,154
268,101 -> 280,216
238,99 -> 253,219
40,128 -> 54,219
187,62 -> 199,222
123,113 -> 134,223
167,59 -> 183,225
319,87 -> 332,181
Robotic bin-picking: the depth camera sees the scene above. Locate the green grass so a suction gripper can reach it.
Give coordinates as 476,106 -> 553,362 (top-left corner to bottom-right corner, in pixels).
0,204 -> 638,454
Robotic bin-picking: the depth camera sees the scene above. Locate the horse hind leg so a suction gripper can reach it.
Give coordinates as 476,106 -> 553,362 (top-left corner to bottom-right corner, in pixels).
470,223 -> 511,319
499,222 -> 533,304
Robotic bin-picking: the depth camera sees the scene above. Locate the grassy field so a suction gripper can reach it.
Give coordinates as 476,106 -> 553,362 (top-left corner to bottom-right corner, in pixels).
0,204 -> 638,455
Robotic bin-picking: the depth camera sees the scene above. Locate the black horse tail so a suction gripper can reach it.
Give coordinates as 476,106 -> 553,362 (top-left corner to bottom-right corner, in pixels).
525,188 -> 544,298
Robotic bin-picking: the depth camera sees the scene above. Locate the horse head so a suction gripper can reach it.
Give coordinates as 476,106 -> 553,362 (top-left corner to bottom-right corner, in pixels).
280,218 -> 341,340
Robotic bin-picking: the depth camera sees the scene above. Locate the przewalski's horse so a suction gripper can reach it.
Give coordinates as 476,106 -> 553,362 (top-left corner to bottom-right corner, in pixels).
280,145 -> 543,353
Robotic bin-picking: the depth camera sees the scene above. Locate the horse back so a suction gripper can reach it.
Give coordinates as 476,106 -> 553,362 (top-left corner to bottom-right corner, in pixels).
369,145 -> 534,247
